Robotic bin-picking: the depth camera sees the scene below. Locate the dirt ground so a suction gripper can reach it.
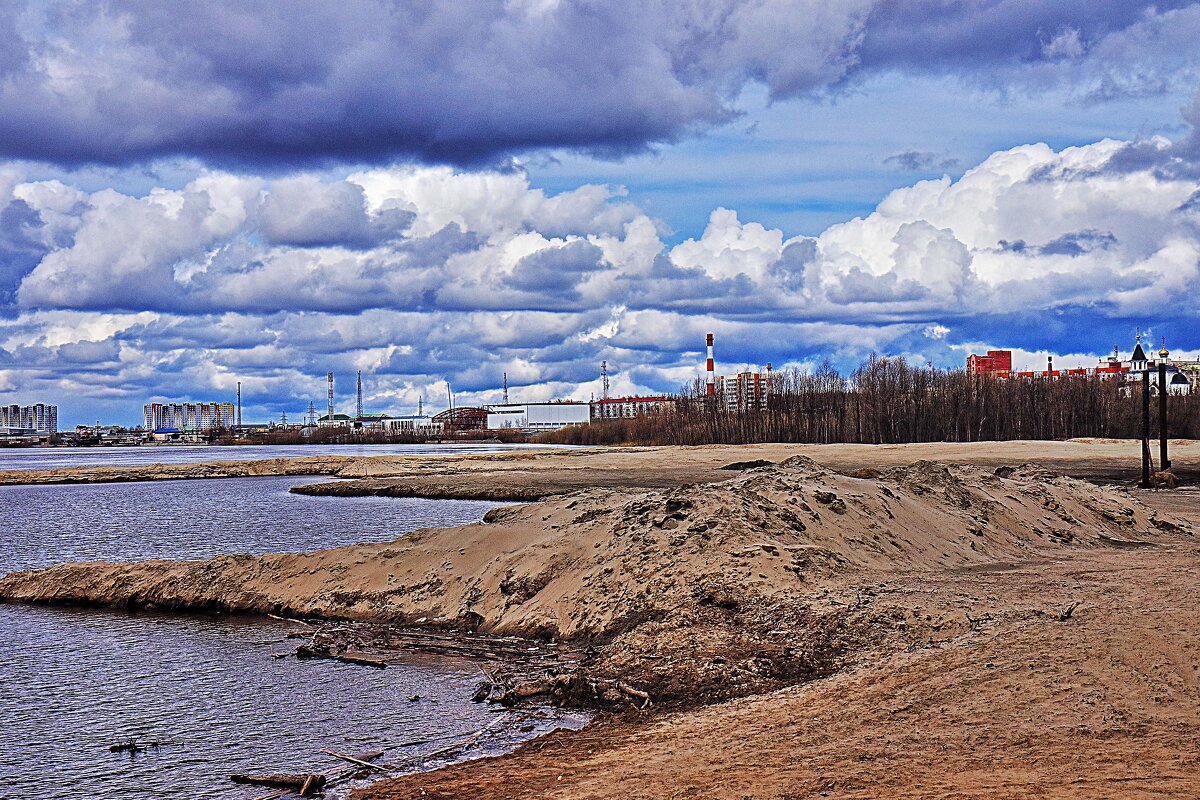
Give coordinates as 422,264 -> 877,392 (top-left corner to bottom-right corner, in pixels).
4,440 -> 1198,799
364,490 -> 1200,800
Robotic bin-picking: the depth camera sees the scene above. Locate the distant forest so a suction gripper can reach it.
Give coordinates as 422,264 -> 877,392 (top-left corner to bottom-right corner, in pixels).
538,356 -> 1200,447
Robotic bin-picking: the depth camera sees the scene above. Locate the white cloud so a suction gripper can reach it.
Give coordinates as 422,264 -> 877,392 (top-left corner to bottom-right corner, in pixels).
3,137 -> 1200,423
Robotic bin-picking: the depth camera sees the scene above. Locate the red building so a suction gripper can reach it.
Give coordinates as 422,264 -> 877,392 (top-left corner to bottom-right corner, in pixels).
966,350 -> 1012,377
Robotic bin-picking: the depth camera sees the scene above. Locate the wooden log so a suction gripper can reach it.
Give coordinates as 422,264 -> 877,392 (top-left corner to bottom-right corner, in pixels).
321,749 -> 387,772
336,651 -> 388,668
230,774 -> 326,791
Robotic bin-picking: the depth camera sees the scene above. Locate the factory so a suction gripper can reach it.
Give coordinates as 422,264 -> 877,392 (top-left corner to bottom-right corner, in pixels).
703,332 -> 776,410
486,402 -> 590,432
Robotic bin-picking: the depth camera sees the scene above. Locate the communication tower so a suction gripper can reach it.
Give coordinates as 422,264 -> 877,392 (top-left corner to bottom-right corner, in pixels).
356,370 -> 364,419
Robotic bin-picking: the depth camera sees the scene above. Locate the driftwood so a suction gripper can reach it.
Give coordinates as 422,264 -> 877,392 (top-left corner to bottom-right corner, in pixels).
230,773 -> 327,794
321,749 -> 387,772
336,651 -> 388,668
616,681 -> 653,709
1058,601 -> 1081,622
108,739 -> 165,754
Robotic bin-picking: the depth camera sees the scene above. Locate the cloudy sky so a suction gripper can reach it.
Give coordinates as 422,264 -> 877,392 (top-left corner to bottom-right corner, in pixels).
3,1 -> 1200,426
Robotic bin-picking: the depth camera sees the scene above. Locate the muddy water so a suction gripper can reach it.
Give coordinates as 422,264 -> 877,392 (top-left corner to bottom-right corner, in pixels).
0,477 -> 583,799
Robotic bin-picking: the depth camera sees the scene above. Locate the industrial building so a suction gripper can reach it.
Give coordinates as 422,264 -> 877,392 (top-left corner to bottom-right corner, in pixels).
143,402 -> 235,432
1,403 -> 58,435
966,350 -> 1013,377
383,415 -> 444,435
702,332 -> 775,410
487,402 -> 590,432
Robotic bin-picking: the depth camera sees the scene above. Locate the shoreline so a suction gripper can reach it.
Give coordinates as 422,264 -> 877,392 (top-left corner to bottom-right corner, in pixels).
2,439 -> 1195,494
5,441 -> 1200,798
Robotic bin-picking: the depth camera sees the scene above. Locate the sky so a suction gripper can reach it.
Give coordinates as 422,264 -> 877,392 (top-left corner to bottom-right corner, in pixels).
2,1 -> 1200,426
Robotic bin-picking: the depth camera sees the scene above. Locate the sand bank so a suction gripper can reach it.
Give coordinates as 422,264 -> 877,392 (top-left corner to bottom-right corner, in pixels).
4,441 -> 1198,798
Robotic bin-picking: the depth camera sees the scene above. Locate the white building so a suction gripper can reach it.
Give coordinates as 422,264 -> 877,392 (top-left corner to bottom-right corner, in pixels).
144,402 -> 235,431
487,402 -> 590,432
383,415 -> 444,435
717,368 -> 773,410
1,403 -> 58,434
591,395 -> 673,420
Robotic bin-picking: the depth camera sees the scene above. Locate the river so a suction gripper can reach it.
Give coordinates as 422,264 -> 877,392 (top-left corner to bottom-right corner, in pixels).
0,473 -> 583,799
0,441 -> 559,471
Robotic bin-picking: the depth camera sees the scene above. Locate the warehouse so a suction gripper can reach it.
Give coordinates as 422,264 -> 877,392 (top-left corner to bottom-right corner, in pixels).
487,402 -> 590,432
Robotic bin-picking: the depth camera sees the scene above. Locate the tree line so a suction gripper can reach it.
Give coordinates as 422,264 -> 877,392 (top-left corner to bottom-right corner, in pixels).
538,355 -> 1200,446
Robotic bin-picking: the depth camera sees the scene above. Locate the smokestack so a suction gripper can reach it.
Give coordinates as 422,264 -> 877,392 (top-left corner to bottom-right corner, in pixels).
236,381 -> 242,428
706,333 -> 715,397
503,371 -> 509,404
766,362 -> 772,396
356,370 -> 363,419
327,372 -> 334,420
1047,355 -> 1053,377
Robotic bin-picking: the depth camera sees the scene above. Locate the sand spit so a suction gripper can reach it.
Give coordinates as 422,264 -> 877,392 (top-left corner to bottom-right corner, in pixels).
1,457 -> 1187,708
0,454 -> 358,485
3,439 -> 1196,493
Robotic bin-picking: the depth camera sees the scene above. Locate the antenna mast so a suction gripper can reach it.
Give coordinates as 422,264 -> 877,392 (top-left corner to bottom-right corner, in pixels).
326,372 -> 334,420
601,360 -> 609,400
356,370 -> 363,419
503,371 -> 509,404
236,381 -> 242,428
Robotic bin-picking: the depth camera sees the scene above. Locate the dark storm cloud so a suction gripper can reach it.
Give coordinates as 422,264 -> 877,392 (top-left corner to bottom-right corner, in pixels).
0,1 -> 1195,168
858,0 -> 1196,72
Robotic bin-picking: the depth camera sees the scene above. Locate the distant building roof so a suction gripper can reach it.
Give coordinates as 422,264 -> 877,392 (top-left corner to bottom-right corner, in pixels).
318,414 -> 353,421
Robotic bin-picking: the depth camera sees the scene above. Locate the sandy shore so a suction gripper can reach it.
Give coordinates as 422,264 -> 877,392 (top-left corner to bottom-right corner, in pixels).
3,440 -> 1199,798
4,438 -> 1195,495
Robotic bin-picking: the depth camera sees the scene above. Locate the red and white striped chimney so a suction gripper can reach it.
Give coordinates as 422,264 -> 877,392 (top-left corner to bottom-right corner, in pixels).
706,333 -> 715,397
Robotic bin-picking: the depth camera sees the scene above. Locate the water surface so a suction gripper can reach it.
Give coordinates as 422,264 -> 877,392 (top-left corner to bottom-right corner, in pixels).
0,475 -> 580,799
1,475 -> 500,569
0,442 -> 562,471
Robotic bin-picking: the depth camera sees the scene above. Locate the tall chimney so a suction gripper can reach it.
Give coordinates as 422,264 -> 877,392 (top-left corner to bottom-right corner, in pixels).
1047,355 -> 1054,377
236,381 -> 242,428
706,333 -> 715,397
766,362 -> 772,396
327,372 -> 334,420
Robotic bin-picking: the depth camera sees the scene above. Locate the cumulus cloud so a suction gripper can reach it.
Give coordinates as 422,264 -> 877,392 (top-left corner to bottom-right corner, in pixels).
0,1 -> 1195,168
1,135 -> 1199,424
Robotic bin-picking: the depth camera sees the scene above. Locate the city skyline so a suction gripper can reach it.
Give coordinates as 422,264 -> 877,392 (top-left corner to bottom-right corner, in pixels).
2,3 -> 1200,427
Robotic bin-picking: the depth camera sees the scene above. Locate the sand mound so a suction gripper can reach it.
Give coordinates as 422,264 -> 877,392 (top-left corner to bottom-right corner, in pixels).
0,458 -> 1186,704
